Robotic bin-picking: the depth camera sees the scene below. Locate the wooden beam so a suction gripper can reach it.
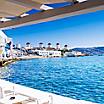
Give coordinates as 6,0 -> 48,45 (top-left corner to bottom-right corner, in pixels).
31,0 -> 73,4
0,0 -> 74,17
0,0 -> 43,17
6,0 -> 42,10
0,0 -> 104,30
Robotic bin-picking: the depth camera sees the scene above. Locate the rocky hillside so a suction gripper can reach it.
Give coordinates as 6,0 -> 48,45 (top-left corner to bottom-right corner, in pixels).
72,47 -> 104,56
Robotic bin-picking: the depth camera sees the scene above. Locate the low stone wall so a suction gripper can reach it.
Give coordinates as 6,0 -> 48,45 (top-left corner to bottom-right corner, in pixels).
0,58 -> 19,67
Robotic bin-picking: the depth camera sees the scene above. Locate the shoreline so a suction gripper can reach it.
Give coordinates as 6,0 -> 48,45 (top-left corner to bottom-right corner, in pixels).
0,55 -> 61,67
0,55 -> 102,67
0,58 -> 19,67
18,55 -> 48,60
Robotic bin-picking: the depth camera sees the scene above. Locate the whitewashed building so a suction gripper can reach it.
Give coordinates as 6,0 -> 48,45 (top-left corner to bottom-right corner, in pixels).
16,44 -> 21,49
0,30 -> 13,59
64,51 -> 85,57
35,50 -> 61,57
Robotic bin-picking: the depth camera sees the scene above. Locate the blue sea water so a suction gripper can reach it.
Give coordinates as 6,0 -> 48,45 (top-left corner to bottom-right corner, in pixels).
1,56 -> 104,104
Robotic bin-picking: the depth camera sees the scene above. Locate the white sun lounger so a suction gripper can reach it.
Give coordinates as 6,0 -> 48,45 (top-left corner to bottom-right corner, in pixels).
0,85 -> 15,99
0,83 -> 53,104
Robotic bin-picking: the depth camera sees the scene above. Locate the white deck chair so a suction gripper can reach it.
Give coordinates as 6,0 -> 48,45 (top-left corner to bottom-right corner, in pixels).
0,85 -> 15,98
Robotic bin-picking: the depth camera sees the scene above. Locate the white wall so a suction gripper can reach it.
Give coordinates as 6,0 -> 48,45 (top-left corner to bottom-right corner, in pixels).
0,30 -> 12,59
36,50 -> 61,57
0,30 -> 7,46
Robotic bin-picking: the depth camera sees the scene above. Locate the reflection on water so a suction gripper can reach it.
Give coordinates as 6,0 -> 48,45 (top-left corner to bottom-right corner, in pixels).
0,66 -> 12,78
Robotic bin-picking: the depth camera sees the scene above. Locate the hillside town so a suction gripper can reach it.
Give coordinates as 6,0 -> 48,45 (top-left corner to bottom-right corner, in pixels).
0,30 -> 87,62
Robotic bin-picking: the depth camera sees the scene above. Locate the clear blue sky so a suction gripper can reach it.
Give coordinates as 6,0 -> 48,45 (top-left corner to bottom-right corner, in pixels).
4,10 -> 104,48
